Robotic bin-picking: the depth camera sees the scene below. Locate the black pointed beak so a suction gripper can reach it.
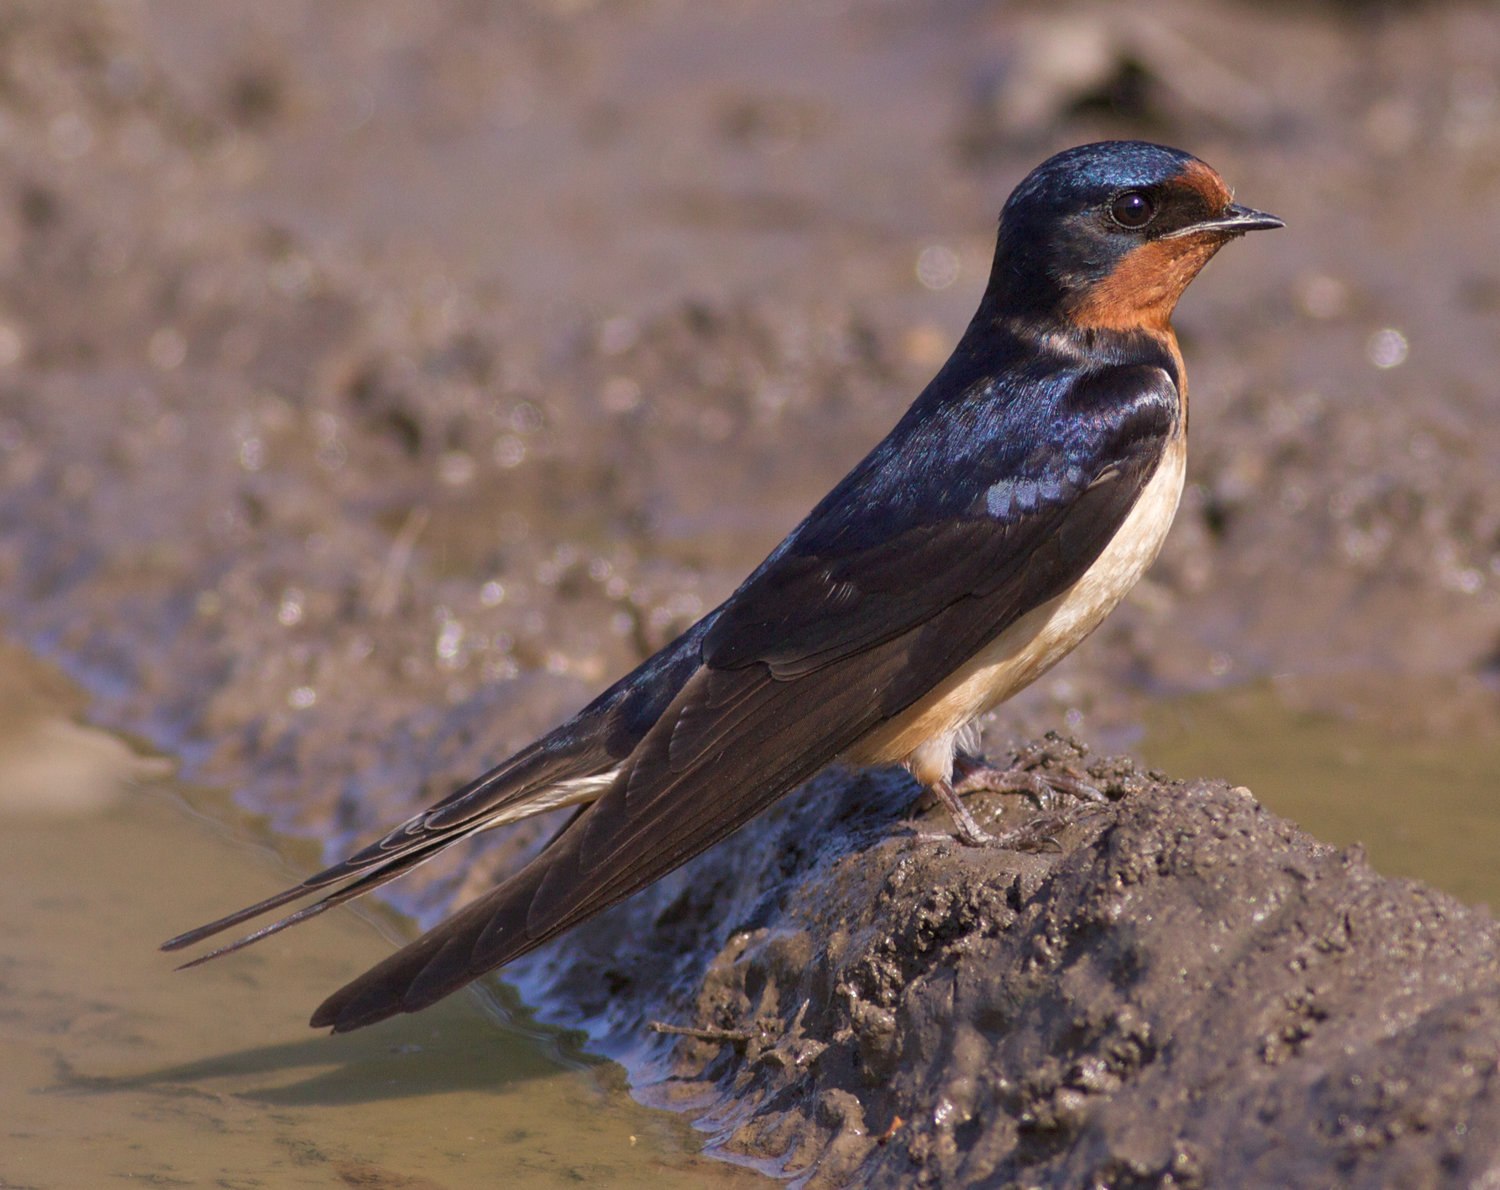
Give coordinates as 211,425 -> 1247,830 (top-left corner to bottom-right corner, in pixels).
1162,202 -> 1285,240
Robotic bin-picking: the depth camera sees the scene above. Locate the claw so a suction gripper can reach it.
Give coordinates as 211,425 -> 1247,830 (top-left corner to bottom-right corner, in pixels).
913,741 -> 1111,850
928,776 -> 999,846
952,751 -> 1106,807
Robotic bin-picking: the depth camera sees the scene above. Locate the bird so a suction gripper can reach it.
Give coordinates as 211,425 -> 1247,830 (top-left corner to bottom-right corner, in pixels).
164,140 -> 1282,1033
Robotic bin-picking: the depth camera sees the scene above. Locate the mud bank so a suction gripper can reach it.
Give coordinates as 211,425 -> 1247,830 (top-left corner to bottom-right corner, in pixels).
537,749 -> 1500,1187
2,1 -> 1498,1185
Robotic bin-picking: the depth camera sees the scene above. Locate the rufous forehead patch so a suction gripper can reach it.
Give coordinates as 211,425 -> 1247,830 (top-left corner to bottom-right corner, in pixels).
1175,159 -> 1233,212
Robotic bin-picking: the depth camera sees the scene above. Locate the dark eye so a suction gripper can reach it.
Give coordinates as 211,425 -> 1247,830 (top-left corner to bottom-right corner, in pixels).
1109,190 -> 1155,230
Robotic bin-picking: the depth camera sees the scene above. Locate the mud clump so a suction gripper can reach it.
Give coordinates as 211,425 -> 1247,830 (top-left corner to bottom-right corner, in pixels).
559,751 -> 1500,1187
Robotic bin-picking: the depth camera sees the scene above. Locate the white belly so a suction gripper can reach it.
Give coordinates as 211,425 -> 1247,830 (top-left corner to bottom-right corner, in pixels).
846,433 -> 1186,781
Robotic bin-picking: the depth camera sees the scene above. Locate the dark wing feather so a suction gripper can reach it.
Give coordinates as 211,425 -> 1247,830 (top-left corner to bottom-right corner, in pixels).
310,366 -> 1178,1031
704,364 -> 1177,674
313,643 -> 912,1030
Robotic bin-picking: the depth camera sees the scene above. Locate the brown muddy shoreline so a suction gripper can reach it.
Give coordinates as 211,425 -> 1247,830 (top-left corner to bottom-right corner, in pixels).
574,754 -> 1500,1187
2,2 -> 1498,1185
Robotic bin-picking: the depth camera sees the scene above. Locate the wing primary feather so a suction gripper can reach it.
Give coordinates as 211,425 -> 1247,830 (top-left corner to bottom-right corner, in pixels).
309,644 -> 916,1033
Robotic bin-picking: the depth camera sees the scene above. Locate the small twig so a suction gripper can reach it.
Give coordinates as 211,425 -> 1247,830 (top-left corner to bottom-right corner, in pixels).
648,1020 -> 757,1045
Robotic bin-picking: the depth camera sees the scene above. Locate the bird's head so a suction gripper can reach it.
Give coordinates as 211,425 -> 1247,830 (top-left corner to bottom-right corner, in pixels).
988,141 -> 1282,333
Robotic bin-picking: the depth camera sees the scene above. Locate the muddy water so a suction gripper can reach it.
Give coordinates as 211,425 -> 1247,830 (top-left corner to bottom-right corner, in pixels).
1144,682 -> 1500,911
0,641 -> 761,1190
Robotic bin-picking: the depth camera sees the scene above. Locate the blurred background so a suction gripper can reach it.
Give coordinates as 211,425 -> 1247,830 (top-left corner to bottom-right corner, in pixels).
0,1 -> 1496,1184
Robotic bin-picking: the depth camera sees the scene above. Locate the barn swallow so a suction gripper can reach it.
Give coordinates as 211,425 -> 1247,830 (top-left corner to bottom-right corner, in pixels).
164,141 -> 1281,1033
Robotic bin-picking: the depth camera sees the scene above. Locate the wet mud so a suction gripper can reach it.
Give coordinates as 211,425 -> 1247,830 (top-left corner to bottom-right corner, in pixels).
585,753 -> 1500,1187
1,1 -> 1498,1185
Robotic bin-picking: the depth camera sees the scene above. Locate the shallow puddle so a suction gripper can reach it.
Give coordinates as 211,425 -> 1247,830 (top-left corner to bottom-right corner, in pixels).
0,640 -> 762,1190
1144,681 -> 1500,911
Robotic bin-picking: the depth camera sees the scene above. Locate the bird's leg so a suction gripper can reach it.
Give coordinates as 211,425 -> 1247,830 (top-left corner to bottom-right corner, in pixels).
923,775 -> 1071,852
927,775 -> 998,847
952,744 -> 1106,810
905,734 -> 1084,849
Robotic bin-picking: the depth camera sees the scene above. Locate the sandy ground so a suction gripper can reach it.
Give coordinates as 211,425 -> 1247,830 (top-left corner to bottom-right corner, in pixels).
1,1 -> 1498,1184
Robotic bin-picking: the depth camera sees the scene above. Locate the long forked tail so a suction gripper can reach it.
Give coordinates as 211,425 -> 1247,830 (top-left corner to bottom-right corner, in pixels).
160,743 -> 617,967
161,828 -> 481,967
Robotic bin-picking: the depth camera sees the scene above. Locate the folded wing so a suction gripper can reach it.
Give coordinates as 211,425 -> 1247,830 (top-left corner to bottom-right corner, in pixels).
309,366 -> 1177,1031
